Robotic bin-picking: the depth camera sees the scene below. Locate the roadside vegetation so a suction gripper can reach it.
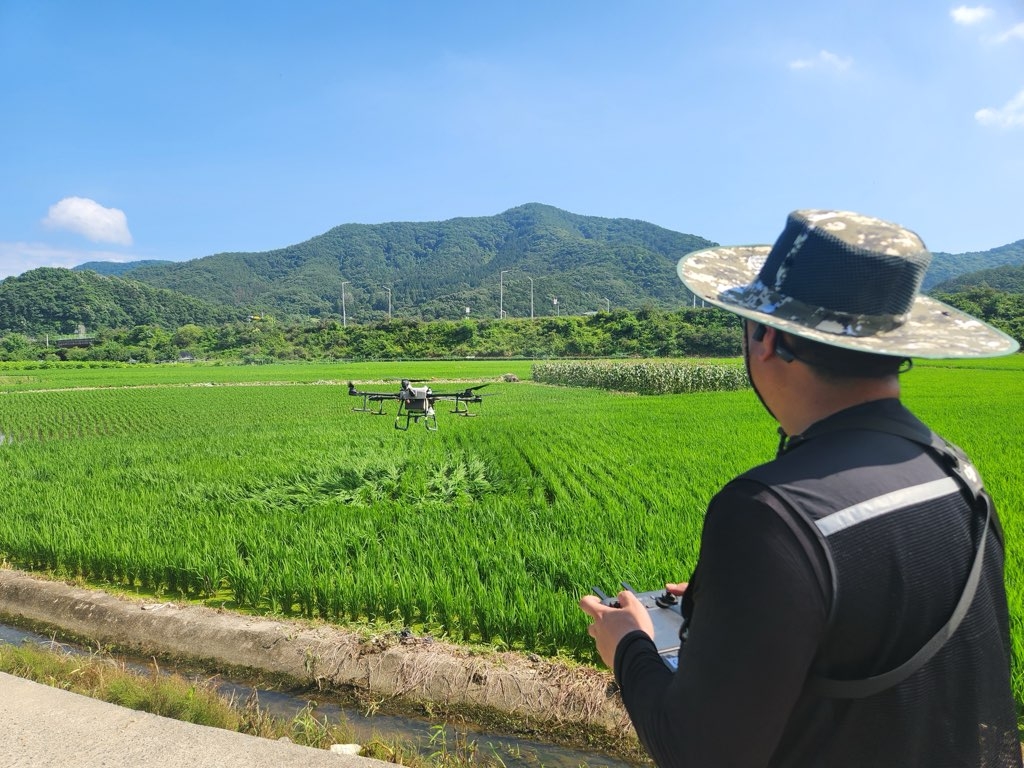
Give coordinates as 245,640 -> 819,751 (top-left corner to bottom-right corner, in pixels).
0,639 -> 516,767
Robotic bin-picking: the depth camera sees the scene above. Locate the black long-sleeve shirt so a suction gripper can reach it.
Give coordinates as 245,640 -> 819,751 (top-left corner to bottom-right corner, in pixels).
614,400 -> 1020,768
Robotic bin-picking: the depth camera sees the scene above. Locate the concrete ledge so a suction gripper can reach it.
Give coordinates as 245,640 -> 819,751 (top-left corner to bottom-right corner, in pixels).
0,672 -> 390,768
0,569 -> 630,740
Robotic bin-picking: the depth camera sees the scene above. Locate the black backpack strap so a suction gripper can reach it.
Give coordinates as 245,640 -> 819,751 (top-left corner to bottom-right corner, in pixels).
802,415 -> 995,699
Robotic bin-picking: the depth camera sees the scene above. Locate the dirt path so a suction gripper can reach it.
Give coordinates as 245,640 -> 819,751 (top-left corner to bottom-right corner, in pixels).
0,568 -> 637,758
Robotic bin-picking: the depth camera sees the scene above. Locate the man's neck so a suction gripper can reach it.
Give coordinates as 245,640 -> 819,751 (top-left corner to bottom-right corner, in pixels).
778,376 -> 901,437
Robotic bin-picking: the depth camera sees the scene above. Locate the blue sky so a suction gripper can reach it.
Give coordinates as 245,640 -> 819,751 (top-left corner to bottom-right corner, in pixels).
1,1 -> 1022,280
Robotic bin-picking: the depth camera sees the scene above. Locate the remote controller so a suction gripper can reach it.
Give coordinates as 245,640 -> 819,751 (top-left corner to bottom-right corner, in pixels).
592,582 -> 685,671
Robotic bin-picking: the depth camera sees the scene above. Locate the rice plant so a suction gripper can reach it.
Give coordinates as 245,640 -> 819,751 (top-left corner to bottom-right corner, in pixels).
0,357 -> 1021,696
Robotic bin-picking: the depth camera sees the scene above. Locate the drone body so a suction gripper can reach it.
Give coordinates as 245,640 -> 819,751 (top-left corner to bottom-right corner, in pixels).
347,379 -> 491,431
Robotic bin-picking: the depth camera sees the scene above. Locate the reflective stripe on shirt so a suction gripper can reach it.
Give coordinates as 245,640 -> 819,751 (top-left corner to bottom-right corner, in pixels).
815,477 -> 961,537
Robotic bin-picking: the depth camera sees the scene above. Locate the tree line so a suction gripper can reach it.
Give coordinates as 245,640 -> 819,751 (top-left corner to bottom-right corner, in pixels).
1,289 -> 1019,365
0,307 -> 742,363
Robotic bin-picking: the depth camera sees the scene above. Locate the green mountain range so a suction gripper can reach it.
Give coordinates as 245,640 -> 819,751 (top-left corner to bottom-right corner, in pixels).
0,268 -> 239,335
76,203 -> 716,323
930,262 -> 1024,294
923,240 -> 1024,291
73,259 -> 175,277
1,203 -> 1021,335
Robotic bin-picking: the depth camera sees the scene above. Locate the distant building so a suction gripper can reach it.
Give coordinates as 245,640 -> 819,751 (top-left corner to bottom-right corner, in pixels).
52,322 -> 96,348
54,337 -> 96,348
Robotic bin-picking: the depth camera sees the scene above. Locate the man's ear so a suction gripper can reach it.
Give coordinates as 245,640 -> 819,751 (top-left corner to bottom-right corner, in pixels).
753,325 -> 796,363
750,323 -> 773,361
765,326 -> 796,363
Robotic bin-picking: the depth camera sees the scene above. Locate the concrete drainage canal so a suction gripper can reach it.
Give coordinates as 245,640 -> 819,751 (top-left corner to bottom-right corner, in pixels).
0,570 -> 639,768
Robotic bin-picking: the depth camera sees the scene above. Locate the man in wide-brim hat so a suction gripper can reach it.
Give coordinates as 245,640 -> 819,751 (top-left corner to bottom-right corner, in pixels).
581,210 -> 1021,768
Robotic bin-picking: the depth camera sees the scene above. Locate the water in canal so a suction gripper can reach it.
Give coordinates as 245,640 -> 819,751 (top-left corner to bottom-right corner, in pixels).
0,622 -> 637,768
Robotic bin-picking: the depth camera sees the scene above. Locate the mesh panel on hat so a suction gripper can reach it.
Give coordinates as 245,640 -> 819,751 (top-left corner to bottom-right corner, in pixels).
758,213 -> 930,317
784,242 -> 928,316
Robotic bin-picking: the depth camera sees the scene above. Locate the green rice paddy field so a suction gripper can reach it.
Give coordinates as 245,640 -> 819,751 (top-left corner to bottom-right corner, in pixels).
1,357 -> 1022,703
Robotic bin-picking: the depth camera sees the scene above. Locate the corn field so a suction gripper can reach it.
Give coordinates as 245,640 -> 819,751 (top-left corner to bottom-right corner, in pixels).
532,360 -> 748,394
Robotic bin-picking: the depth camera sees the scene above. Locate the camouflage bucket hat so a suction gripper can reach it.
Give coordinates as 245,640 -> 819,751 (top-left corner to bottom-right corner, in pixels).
678,209 -> 1019,359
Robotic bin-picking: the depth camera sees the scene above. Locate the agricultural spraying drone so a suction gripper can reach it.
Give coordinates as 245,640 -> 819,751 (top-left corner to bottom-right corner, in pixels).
347,379 -> 493,431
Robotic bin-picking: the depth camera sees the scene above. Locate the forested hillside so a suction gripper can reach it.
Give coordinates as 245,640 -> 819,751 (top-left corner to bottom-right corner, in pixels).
79,203 -> 716,321
0,268 -> 241,335
930,263 -> 1024,294
73,259 -> 174,277
923,240 -> 1024,290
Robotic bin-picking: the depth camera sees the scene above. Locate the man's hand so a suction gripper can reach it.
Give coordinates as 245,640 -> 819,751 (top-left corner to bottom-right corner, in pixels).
579,590 -> 656,670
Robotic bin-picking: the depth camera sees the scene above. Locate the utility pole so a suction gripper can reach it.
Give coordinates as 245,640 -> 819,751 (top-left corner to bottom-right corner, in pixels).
527,276 -> 534,319
553,297 -> 559,316
382,286 -> 392,320
340,282 -> 349,327
604,297 -> 610,312
499,270 -> 509,318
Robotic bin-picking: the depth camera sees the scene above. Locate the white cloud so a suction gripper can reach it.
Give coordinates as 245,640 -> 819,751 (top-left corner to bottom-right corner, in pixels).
0,241 -> 135,280
788,50 -> 853,72
994,21 -> 1024,43
951,6 -> 993,25
975,88 -> 1024,128
41,197 -> 133,246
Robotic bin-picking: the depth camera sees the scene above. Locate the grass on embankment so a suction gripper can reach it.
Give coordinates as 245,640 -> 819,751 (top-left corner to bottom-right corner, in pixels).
0,640 -> 510,767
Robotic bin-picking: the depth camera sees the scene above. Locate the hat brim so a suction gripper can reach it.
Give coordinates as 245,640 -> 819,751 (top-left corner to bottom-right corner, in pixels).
678,245 -> 1020,359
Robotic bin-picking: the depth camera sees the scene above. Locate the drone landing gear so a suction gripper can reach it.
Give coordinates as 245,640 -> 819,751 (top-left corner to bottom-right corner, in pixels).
395,411 -> 438,431
395,401 -> 437,431
352,395 -> 388,415
450,402 -> 478,417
